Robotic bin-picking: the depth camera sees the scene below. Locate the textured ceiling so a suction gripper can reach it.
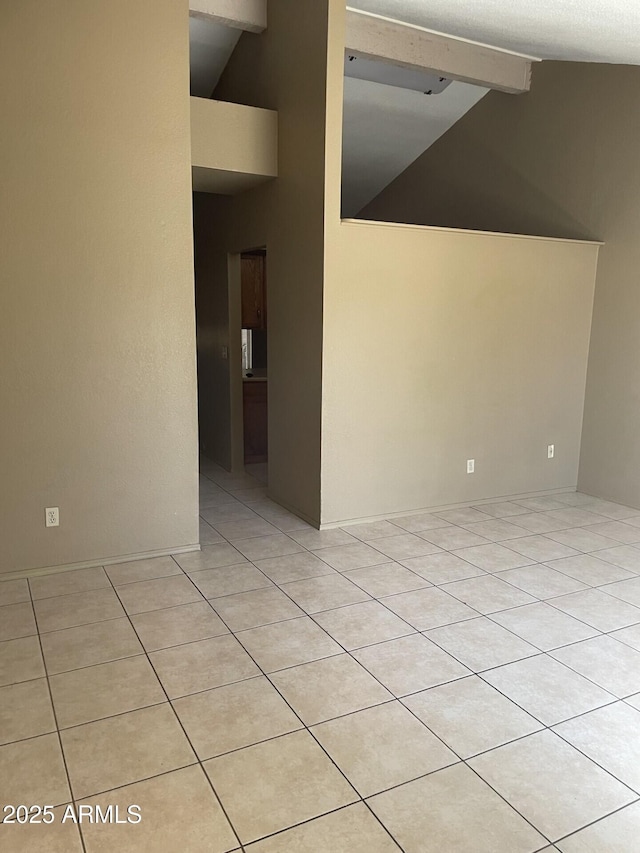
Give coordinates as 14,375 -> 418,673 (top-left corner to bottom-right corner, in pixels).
348,0 -> 640,63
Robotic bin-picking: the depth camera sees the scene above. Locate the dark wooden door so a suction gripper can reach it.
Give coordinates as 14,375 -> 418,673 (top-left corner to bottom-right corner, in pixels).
241,254 -> 266,329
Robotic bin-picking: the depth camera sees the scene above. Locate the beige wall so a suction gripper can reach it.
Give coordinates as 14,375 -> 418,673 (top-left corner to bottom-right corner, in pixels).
193,0 -> 346,524
361,62 -> 640,509
321,220 -> 599,523
0,0 -> 199,574
190,97 -> 278,194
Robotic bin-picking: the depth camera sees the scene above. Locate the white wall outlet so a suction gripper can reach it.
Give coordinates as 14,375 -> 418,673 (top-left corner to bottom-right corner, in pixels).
467,459 -> 475,474
221,345 -> 228,360
548,444 -> 555,459
45,507 -> 59,527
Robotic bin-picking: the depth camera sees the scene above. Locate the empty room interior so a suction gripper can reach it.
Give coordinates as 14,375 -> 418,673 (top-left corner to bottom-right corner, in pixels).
3,0 -> 640,851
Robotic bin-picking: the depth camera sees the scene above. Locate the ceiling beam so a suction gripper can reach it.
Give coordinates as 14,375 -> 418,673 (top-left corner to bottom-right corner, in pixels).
189,0 -> 266,34
345,8 -> 535,94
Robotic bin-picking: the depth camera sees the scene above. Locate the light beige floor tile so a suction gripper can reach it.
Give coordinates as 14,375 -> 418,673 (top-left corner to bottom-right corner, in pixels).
545,492 -> 594,507
545,508 -> 611,527
554,702 -> 640,792
420,526 -> 492,550
495,565 -> 588,599
441,574 -> 537,613
106,555 -> 182,585
149,634 -> 259,698
0,679 -> 56,745
212,518 -> 281,541
344,563 -> 430,597
461,519 -> 531,542
557,801 -> 640,853
255,551 -> 335,584
0,804 -> 82,852
280,574 -> 371,614
198,519 -> 225,545
61,703 -> 196,799
491,602 -> 599,651
235,617 -> 341,672
249,506 -> 311,533
173,544 -> 247,571
79,765 -> 237,853
482,654 -> 615,725
233,534 -> 303,561
312,701 -> 457,797
188,563 -> 271,598
0,601 -> 36,640
469,730 -> 635,842
204,730 -> 357,845
578,499 -> 640,520
404,676 -> 542,758
289,527 -> 360,549
510,513 -> 571,534
610,622 -> 640,651
173,676 -> 302,759
30,567 -> 110,600
551,635 -> 640,697
545,554 -> 635,586
0,636 -> 44,686
313,542 -> 389,571
451,544 -> 535,572
131,601 -> 228,651
50,655 -> 165,728
244,802 -> 401,852
392,512 -> 453,532
270,654 -> 392,724
200,502 -> 258,523
626,693 -> 640,710
368,533 -> 442,560
381,587 -> 477,630
116,575 -> 203,615
211,586 -> 303,631
313,600 -> 415,650
400,552 -> 485,584
0,733 -> 71,805
368,762 -> 545,853
352,634 -> 470,696
546,528 -> 620,553
505,535 -> 580,562
549,588 -> 640,632
582,521 -> 640,545
595,545 -> 640,572
34,589 -> 123,633
515,497 -> 570,513
426,616 -> 538,671
603,575 -> 640,606
0,579 -> 30,606
472,501 -> 531,518
341,520 -> 403,540
436,507 -> 495,525
40,617 -> 142,674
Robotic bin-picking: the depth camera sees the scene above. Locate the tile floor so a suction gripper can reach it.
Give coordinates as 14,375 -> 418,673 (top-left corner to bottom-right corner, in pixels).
2,462 -> 640,850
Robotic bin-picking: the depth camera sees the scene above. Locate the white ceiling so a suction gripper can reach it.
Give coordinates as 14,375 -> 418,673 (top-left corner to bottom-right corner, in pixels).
348,0 -> 640,64
342,78 -> 487,216
189,16 -> 240,97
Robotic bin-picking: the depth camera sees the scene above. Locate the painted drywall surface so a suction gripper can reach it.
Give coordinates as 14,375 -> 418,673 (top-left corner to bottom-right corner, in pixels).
190,96 -> 277,181
361,62 -> 640,509
321,221 -> 598,523
0,0 -> 198,573
195,0 -> 346,523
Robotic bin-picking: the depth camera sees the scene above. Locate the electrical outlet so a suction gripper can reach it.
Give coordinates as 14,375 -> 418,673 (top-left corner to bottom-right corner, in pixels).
45,507 -> 59,527
221,346 -> 228,360
467,459 -> 475,474
548,444 -> 555,459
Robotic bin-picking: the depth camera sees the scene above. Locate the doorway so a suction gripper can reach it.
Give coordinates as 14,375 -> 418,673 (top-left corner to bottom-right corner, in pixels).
240,250 -> 268,474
